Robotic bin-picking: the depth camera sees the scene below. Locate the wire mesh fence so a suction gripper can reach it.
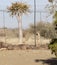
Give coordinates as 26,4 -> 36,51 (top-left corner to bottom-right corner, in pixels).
0,0 -> 54,46
0,9 -> 53,45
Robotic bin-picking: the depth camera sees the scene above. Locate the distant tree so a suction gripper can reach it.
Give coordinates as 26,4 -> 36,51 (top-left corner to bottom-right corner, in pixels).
48,0 -> 53,3
46,0 -> 57,15
36,22 -> 56,38
28,22 -> 56,39
7,2 -> 30,44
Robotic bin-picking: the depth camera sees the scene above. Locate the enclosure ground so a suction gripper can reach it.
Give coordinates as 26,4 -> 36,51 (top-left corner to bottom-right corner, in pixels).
0,50 -> 56,65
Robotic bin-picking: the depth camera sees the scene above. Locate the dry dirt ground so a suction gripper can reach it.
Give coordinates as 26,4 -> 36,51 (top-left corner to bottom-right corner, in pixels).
0,50 -> 56,65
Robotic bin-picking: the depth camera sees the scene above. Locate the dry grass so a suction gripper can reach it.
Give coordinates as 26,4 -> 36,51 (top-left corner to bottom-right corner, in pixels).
0,37 -> 51,46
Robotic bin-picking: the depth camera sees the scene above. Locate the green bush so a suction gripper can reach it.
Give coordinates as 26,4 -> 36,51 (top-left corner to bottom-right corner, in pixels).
48,39 -> 57,57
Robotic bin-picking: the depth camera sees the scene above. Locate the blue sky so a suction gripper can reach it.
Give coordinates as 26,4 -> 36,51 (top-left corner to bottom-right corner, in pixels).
0,0 -> 52,29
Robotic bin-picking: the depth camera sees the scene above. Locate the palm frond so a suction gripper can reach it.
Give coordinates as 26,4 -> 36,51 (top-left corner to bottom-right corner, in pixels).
7,2 -> 30,16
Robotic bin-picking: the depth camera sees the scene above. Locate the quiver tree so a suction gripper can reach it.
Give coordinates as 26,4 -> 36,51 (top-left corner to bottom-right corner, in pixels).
7,2 -> 30,44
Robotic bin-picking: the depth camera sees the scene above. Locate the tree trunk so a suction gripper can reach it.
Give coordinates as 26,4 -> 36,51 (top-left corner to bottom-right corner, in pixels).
16,15 -> 23,44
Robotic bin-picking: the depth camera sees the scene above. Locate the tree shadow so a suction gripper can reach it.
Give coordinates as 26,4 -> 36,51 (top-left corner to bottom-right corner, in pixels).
34,58 -> 57,65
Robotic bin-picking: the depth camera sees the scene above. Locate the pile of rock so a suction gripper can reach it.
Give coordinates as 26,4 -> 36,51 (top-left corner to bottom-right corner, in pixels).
0,42 -> 49,50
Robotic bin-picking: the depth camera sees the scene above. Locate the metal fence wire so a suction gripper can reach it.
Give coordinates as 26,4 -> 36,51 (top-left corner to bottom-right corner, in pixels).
0,9 -> 50,45
0,0 -> 53,45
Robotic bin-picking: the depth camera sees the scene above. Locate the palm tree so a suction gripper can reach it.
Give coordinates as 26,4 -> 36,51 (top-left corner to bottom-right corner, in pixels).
7,2 -> 29,44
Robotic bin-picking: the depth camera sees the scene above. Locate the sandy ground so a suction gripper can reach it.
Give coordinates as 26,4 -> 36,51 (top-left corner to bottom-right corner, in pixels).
0,50 -> 56,65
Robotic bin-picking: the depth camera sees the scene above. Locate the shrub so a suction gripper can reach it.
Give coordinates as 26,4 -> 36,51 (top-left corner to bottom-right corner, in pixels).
48,39 -> 57,57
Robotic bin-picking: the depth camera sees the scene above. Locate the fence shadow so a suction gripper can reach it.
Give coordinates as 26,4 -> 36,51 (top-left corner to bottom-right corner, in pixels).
34,58 -> 57,65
